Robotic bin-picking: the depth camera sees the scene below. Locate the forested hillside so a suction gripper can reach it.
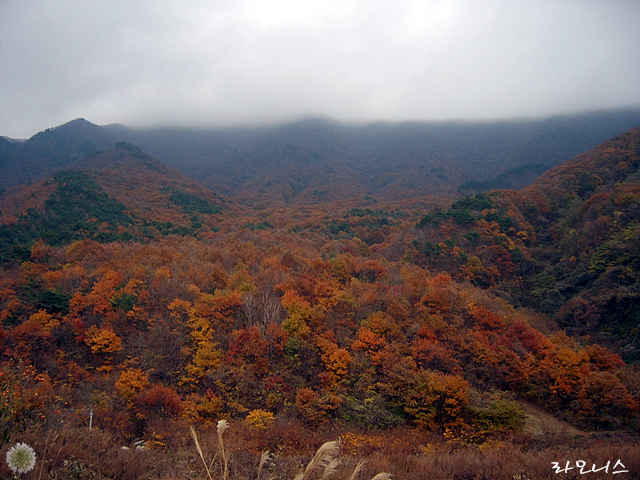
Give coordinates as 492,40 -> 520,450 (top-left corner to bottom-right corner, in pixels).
0,142 -> 225,263
1,120 -> 640,479
412,127 -> 640,360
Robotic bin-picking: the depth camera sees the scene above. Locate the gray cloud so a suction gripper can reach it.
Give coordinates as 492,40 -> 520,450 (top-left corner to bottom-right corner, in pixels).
1,0 -> 639,138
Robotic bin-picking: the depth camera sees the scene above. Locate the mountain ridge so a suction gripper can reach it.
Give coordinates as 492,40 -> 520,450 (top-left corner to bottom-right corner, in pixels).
3,108 -> 640,206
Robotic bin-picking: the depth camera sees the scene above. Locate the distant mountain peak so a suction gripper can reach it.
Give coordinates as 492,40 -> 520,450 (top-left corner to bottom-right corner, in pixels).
45,117 -> 100,134
58,117 -> 94,127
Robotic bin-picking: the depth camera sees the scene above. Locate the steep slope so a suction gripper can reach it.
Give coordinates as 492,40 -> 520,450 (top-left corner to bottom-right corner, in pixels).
412,127 -> 640,359
517,127 -> 640,359
0,142 -> 226,263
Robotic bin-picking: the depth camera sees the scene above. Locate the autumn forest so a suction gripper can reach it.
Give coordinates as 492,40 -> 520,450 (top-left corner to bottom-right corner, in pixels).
1,113 -> 640,479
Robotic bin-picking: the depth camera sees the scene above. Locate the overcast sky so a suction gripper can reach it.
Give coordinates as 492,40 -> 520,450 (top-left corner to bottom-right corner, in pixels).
1,0 -> 639,139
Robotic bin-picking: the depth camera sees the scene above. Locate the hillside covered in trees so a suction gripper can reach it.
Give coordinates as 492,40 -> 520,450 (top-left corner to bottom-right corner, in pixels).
1,117 -> 640,479
412,127 -> 640,360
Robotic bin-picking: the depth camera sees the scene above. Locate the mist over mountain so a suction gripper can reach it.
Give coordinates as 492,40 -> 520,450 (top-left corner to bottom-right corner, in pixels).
2,108 -> 640,206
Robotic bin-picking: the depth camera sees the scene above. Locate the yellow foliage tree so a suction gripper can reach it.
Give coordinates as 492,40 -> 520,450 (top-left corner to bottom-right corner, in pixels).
29,309 -> 60,330
115,368 -> 150,401
181,308 -> 222,385
281,291 -> 312,339
84,326 -> 123,355
244,409 -> 276,429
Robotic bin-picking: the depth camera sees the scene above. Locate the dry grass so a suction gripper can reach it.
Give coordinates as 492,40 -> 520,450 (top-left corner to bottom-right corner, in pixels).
520,402 -> 586,436
1,419 -> 638,480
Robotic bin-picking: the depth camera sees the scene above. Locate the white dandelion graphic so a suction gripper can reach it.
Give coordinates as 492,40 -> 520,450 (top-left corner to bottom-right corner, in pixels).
5,442 -> 36,474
